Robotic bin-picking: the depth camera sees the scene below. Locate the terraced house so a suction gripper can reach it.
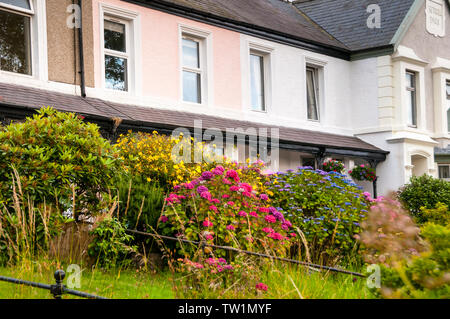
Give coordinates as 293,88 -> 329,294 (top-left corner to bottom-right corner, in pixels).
0,0 -> 449,196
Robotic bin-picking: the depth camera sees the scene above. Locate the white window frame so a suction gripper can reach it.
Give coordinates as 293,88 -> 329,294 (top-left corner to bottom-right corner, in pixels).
304,57 -> 327,123
405,70 -> 418,128
306,66 -> 320,122
179,24 -> 212,107
0,0 -> 47,81
247,42 -> 273,113
99,3 -> 140,95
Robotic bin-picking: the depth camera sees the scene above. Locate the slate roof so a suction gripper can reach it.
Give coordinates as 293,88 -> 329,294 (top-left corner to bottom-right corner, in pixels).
0,82 -> 386,154
128,0 -> 348,50
293,0 -> 416,51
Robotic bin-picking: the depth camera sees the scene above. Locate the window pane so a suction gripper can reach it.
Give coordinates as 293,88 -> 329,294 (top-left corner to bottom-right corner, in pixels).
0,0 -> 30,10
446,81 -> 450,100
306,69 -> 319,120
406,72 -> 417,126
183,71 -> 201,103
250,54 -> 265,111
0,10 -> 31,75
105,55 -> 127,91
406,72 -> 415,88
182,38 -> 199,69
439,166 -> 450,179
104,20 -> 126,52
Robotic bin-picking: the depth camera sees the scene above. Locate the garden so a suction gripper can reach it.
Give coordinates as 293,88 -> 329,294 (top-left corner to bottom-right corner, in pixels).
0,108 -> 448,299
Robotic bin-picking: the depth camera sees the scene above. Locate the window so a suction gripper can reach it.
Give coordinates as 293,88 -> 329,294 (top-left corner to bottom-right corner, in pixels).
302,157 -> 316,169
306,67 -> 320,121
438,165 -> 450,179
182,36 -> 202,103
406,71 -> 417,127
446,80 -> 450,100
250,53 -> 265,111
0,0 -> 33,75
103,18 -> 128,91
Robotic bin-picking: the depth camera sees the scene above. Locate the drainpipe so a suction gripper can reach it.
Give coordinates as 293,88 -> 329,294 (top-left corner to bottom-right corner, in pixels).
77,0 -> 86,98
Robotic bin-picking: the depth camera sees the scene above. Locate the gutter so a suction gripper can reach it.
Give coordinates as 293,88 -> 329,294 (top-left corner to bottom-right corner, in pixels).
77,0 -> 86,98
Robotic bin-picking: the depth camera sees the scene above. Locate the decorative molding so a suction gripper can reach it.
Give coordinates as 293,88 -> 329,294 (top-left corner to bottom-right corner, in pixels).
391,45 -> 429,66
426,0 -> 446,37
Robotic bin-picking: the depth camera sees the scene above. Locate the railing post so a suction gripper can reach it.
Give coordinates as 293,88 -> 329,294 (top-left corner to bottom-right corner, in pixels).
51,270 -> 65,299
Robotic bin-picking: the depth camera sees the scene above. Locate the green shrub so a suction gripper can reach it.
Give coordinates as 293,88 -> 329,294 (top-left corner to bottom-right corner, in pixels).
398,175 -> 450,224
420,203 -> 450,226
116,175 -> 165,231
88,217 -> 135,269
268,167 -> 369,263
0,107 -> 123,217
377,223 -> 450,299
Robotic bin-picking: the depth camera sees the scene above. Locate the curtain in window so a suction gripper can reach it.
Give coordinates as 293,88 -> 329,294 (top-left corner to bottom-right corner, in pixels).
250,54 -> 265,111
306,69 -> 318,120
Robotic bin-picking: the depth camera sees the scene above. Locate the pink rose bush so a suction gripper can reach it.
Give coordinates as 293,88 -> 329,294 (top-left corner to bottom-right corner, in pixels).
160,165 -> 293,257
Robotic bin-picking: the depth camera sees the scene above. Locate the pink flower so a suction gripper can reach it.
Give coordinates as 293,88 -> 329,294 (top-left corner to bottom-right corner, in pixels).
260,194 -> 269,201
238,211 -> 248,217
226,225 -> 235,231
268,232 -> 283,240
256,283 -> 268,291
201,191 -> 212,200
159,215 -> 168,223
227,201 -> 235,206
201,171 -> 214,180
264,215 -> 277,223
290,233 -> 297,237
225,170 -> 240,182
222,178 -> 232,185
205,234 -> 214,240
258,207 -> 270,213
239,183 -> 253,193
185,182 -> 194,190
249,211 -> 259,218
222,194 -> 230,199
203,220 -> 213,227
209,205 -> 218,212
210,198 -> 220,204
230,186 -> 239,192
262,227 -> 274,233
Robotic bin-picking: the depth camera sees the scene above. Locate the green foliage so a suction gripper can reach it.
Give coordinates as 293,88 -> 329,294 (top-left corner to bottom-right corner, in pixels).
420,203 -> 450,226
268,168 -> 369,263
398,175 -> 450,224
0,107 -> 123,216
349,164 -> 377,182
88,217 -> 135,268
378,222 -> 450,299
116,175 -> 165,231
322,159 -> 345,173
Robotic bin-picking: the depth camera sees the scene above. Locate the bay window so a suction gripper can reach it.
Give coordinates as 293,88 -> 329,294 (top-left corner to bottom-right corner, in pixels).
0,0 -> 33,75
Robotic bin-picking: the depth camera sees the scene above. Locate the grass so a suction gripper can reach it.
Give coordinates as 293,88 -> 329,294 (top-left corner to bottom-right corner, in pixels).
0,262 -> 174,299
0,259 -> 375,299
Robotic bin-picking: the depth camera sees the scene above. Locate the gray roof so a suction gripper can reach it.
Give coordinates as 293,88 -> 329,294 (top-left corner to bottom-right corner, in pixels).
0,82 -> 386,154
294,0 -> 416,51
131,0 -> 348,49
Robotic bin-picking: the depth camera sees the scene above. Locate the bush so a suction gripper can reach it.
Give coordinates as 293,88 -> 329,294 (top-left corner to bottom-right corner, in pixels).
268,167 -> 369,263
420,203 -> 450,226
88,217 -> 135,268
398,175 -> 450,224
116,131 -> 217,190
0,107 -> 123,216
115,175 -> 165,232
159,165 -> 294,259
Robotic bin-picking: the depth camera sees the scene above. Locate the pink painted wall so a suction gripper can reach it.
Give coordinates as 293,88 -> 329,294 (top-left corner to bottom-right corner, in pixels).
92,0 -> 242,110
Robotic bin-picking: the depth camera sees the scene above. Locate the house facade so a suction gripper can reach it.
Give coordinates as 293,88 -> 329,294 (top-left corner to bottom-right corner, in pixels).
0,0 -> 449,196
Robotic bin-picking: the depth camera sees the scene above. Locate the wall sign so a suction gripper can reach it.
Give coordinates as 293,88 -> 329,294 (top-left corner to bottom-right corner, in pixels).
426,0 -> 446,37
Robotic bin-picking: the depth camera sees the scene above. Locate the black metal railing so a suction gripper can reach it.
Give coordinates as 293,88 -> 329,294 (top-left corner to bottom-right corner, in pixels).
126,229 -> 366,278
0,270 -> 108,299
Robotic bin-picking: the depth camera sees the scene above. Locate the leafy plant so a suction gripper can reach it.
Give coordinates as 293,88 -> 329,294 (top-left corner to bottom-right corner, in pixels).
398,175 -> 450,224
0,107 -> 123,218
88,217 -> 135,268
268,167 -> 369,263
420,203 -> 450,226
159,165 -> 294,259
322,159 -> 345,173
349,164 -> 376,182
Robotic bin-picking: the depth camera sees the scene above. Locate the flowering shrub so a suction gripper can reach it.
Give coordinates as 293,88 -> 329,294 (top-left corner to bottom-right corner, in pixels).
117,131 -> 215,189
349,164 -> 376,182
174,255 -> 265,298
322,159 -> 345,173
358,197 -> 423,265
159,165 -> 294,258
268,167 -> 369,262
360,198 -> 450,298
